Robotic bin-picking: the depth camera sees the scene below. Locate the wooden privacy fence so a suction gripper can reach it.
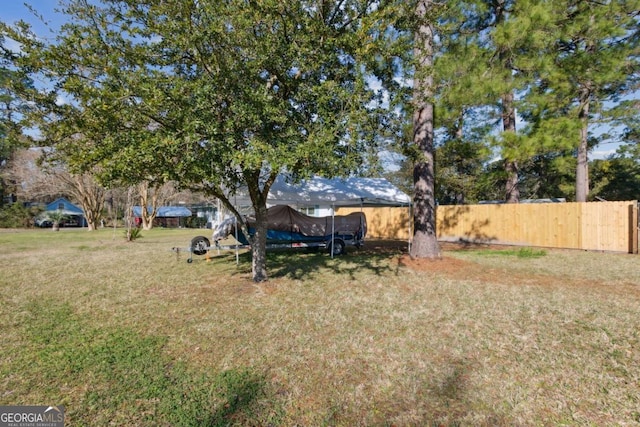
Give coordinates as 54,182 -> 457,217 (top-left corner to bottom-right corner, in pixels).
336,206 -> 412,240
336,201 -> 639,253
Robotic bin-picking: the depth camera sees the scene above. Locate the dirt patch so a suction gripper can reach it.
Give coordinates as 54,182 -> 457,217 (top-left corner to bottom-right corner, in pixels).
397,252 -> 640,297
366,240 -> 521,280
371,240 -> 593,290
363,239 -> 515,254
398,254 -> 472,275
397,253 -> 524,287
399,253 -> 573,289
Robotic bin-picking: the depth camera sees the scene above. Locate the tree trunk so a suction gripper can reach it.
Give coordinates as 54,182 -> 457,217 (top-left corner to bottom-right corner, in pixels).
576,87 -> 591,202
61,173 -> 104,231
502,92 -> 520,203
410,0 -> 441,259
75,176 -> 104,231
138,182 -> 158,230
504,159 -> 519,203
126,187 -> 135,241
250,203 -> 269,282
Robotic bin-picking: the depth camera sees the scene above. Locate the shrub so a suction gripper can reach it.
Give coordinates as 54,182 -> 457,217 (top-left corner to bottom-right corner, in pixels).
125,226 -> 143,241
0,203 -> 34,228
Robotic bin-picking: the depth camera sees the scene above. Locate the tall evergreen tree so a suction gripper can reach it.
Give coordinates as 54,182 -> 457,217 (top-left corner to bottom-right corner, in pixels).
409,0 -> 441,259
590,145 -> 640,201
0,52 -> 33,205
431,1 -> 495,204
433,0 -> 557,203
530,0 -> 640,202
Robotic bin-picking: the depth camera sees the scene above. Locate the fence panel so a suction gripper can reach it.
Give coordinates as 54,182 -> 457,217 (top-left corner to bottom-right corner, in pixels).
579,201 -> 638,252
338,201 -> 638,253
438,201 -> 637,253
438,203 -> 586,249
336,206 -> 411,239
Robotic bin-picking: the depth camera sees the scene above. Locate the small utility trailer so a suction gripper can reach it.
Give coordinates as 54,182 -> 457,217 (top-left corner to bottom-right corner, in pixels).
174,205 -> 367,263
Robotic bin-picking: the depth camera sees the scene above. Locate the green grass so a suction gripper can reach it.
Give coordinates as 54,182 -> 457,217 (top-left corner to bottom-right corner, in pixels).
1,228 -> 639,426
13,301 -> 277,426
459,246 -> 548,258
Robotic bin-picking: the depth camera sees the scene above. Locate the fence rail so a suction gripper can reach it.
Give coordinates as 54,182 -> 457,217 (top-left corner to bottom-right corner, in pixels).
336,200 -> 639,253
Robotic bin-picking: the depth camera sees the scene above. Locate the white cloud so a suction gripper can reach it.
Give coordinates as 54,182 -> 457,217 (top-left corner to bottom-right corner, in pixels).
3,37 -> 23,54
591,148 -> 617,160
55,93 -> 68,106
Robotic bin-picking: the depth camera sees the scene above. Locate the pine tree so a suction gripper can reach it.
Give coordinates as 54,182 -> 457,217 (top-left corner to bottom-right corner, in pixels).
529,0 -> 640,202
433,0 -> 556,203
409,0 -> 441,259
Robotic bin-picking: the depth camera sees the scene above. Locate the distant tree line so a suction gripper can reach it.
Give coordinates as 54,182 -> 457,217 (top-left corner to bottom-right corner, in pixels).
0,146 -> 211,229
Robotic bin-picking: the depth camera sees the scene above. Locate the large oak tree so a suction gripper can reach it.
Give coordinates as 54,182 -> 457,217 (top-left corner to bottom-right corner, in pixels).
2,0 -> 395,281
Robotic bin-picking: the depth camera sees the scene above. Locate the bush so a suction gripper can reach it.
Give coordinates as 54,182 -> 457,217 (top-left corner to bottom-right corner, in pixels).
184,216 -> 208,228
0,203 -> 35,228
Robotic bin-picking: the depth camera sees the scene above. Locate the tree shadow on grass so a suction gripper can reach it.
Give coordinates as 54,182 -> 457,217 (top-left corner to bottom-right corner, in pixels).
217,240 -> 409,281
193,368 -> 282,427
414,357 -> 512,426
328,357 -> 512,427
262,242 -> 407,280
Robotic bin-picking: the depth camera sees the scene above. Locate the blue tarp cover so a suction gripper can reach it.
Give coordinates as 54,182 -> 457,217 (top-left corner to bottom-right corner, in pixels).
133,206 -> 192,217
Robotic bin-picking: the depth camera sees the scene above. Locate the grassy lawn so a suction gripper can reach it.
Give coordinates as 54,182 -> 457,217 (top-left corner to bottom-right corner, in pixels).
1,228 -> 639,426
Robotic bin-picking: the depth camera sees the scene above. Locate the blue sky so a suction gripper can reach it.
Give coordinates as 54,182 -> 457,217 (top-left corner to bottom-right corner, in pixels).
2,1 -> 64,31
2,1 -> 66,55
2,2 -> 71,109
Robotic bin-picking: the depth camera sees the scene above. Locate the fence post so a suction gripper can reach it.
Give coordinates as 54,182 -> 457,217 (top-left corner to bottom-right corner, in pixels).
631,201 -> 639,254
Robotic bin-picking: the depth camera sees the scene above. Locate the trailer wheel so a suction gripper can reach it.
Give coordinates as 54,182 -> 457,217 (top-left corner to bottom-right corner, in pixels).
191,236 -> 210,256
327,239 -> 345,256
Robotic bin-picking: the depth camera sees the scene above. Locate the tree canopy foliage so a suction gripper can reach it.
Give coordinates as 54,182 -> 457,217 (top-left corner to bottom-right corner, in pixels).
1,0 -> 402,280
427,0 -> 639,204
0,46 -> 34,205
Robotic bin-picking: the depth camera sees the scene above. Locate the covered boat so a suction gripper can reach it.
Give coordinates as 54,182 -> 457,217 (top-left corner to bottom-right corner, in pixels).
197,205 -> 366,256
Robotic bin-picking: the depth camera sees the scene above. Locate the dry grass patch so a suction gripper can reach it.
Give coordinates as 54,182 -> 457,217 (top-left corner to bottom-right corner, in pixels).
1,231 -> 639,426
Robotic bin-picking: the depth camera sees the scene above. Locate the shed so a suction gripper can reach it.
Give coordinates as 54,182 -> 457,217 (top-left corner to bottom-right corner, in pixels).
133,206 -> 193,217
